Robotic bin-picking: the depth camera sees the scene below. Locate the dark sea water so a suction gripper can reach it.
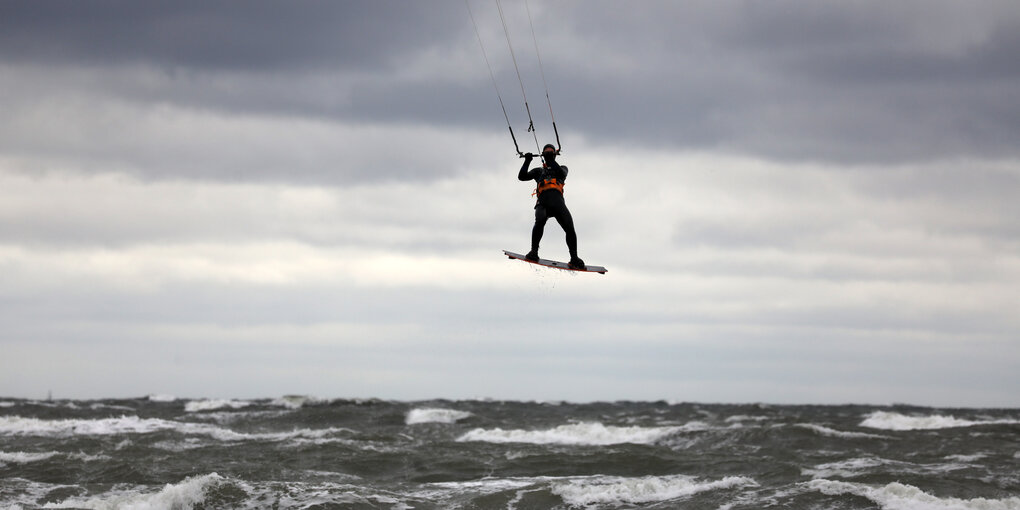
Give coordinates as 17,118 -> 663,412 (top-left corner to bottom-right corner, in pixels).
1,396 -> 1018,509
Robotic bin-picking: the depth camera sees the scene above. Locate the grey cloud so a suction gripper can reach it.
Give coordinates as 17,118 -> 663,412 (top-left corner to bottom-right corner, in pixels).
544,1 -> 1020,162
0,1 -> 466,72
3,2 -> 1019,406
3,0 -> 1020,173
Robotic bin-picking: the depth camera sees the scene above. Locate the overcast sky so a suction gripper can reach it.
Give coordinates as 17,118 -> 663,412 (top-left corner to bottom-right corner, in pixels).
2,1 -> 1018,407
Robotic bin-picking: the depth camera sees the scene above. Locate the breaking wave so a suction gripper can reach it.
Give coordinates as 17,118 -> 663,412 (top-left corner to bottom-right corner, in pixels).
552,474 -> 758,507
405,408 -> 472,425
0,415 -> 353,443
184,399 -> 252,413
42,473 -> 224,510
0,450 -> 59,464
860,411 -> 1020,431
807,479 -> 1020,510
795,423 -> 891,439
457,421 -> 680,445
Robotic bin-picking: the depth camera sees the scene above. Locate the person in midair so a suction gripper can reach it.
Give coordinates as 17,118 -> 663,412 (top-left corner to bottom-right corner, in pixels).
518,143 -> 585,269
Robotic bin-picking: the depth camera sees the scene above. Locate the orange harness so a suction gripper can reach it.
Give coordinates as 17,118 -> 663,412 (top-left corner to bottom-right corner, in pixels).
533,178 -> 564,197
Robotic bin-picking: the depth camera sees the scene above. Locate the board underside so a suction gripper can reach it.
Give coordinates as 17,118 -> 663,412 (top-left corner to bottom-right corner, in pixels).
503,250 -> 607,274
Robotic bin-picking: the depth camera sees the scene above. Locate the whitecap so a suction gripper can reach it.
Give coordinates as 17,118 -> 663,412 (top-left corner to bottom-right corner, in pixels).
0,415 -> 354,443
152,438 -> 212,452
860,411 -> 1020,431
724,415 -> 770,423
0,450 -> 59,464
0,450 -> 112,463
186,409 -> 288,426
146,394 -> 177,402
796,423 -> 891,439
405,408 -> 472,425
457,422 -> 680,445
945,453 -> 989,462
675,420 -> 716,432
421,477 -> 549,497
184,399 -> 252,413
551,474 -> 758,507
67,452 -> 112,462
42,472 -> 224,509
234,479 -> 409,509
805,456 -> 971,479
271,395 -> 324,409
803,457 -> 896,479
1,478 -> 80,509
89,403 -> 136,412
806,479 -> 1020,509
302,470 -> 362,481
416,474 -> 757,508
0,415 -> 185,437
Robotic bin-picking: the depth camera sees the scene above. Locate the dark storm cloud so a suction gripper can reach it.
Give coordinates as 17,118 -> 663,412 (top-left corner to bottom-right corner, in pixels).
3,0 -> 1019,168
539,1 -> 1020,162
333,0 -> 1020,162
0,0 -> 466,72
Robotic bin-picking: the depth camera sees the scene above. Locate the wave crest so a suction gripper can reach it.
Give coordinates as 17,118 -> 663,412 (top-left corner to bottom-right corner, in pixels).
860,411 -> 1020,431
807,479 -> 1020,509
457,422 -> 680,445
406,408 -> 472,425
552,474 -> 757,506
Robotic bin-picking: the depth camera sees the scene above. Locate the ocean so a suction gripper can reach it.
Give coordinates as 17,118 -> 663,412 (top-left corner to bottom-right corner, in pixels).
1,397 -> 1018,509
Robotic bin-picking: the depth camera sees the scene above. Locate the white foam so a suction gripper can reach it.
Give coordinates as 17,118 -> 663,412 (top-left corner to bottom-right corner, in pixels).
724,415 -> 770,423
456,422 -> 680,445
0,415 -> 353,443
89,403 -> 136,412
0,450 -> 59,464
796,423 -> 891,439
0,415 -> 184,437
807,479 -> 1020,510
419,477 -> 548,499
0,401 -> 16,408
68,452 -> 112,462
233,479 -> 411,510
805,456 -> 971,479
184,399 -> 252,413
301,470 -> 362,481
405,408 -> 472,425
271,395 -> 325,409
675,420 -> 716,432
43,472 -> 223,509
146,394 -> 177,402
0,450 -> 109,467
151,438 -> 212,452
1,478 -> 74,509
945,453 -> 988,462
551,474 -> 758,506
803,457 -> 889,478
417,474 -> 757,508
860,411 -> 1020,431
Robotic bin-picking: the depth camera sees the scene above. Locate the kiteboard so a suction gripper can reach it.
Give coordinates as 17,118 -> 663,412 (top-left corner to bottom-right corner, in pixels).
503,250 -> 607,274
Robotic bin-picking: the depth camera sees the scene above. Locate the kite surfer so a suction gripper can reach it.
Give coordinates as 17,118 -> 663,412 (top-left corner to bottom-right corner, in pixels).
518,144 -> 584,269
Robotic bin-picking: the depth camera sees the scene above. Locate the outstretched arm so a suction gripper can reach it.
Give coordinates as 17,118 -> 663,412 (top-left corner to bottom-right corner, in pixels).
518,153 -> 535,181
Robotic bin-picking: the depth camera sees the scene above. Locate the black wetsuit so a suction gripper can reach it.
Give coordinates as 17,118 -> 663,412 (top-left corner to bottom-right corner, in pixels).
518,157 -> 578,258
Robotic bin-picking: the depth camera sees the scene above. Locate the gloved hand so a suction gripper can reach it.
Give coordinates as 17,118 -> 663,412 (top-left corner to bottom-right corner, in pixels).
523,152 -> 534,160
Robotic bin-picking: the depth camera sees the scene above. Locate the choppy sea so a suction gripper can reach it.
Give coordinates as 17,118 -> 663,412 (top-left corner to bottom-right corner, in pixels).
1,396 -> 1018,509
